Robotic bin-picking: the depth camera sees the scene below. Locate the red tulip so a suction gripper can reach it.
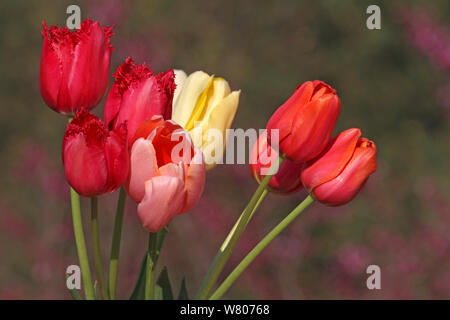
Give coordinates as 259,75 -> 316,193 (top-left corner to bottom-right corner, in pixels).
301,128 -> 377,206
40,19 -> 113,115
125,116 -> 206,232
267,80 -> 341,163
250,131 -> 303,194
63,109 -> 129,197
104,57 -> 175,145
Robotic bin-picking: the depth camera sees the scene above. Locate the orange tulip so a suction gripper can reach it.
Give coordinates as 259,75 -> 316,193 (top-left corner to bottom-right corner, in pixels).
267,80 -> 341,163
249,131 -> 303,194
301,128 -> 377,206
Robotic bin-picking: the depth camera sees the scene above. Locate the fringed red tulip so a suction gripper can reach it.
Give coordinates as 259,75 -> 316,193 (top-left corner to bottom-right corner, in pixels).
301,128 -> 377,206
104,58 -> 175,145
40,19 -> 113,115
63,109 -> 129,197
125,116 -> 206,232
267,80 -> 341,163
250,131 -> 303,194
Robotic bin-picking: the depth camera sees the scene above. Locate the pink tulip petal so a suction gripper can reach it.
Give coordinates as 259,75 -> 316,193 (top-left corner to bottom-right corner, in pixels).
159,162 -> 185,181
181,148 -> 206,213
126,138 -> 158,203
138,176 -> 186,232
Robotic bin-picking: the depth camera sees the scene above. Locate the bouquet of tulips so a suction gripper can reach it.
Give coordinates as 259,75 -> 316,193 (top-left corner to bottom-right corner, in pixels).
40,19 -> 377,300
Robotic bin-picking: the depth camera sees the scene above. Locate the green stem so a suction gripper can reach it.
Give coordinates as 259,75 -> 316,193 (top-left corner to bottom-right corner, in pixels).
70,188 -> 95,300
65,274 -> 82,300
90,197 -> 108,300
195,157 -> 282,300
108,187 -> 127,300
210,195 -> 315,300
145,233 -> 157,300
129,227 -> 168,299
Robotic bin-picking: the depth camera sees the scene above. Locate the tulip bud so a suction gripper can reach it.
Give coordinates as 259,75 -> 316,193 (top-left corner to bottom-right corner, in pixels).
172,70 -> 240,170
104,58 -> 175,145
63,109 -> 129,197
40,19 -> 113,115
267,80 -> 341,163
301,128 -> 377,206
125,116 -> 206,232
250,131 -> 303,194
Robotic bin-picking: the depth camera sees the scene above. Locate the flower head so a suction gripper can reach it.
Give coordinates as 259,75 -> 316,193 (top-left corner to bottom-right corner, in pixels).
63,109 -> 129,197
40,19 -> 113,114
125,116 -> 206,232
104,57 -> 175,144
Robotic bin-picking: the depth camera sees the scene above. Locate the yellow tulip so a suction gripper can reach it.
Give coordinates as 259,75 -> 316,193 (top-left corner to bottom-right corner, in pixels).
172,70 -> 240,170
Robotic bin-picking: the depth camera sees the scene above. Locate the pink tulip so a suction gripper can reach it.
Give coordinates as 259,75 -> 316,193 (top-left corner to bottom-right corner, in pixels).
104,57 -> 175,145
125,116 -> 206,232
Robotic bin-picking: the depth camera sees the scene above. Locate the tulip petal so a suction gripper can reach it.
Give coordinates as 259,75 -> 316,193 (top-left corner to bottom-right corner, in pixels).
159,162 -> 185,181
286,93 -> 340,161
201,90 -> 240,167
250,131 -> 303,194
198,78 -> 231,126
137,176 -> 186,232
67,21 -> 112,110
63,133 -> 108,197
40,23 -> 63,113
301,128 -> 361,190
172,71 -> 211,127
173,69 -> 188,107
312,145 -> 377,206
181,148 -> 206,213
266,81 -> 314,144
104,123 -> 129,192
126,138 -> 158,203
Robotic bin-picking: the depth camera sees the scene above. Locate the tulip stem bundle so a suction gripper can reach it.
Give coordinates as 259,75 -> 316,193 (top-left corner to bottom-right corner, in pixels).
195,158 -> 282,300
210,195 -> 315,300
70,187 -> 95,300
90,197 -> 108,300
108,187 -> 127,300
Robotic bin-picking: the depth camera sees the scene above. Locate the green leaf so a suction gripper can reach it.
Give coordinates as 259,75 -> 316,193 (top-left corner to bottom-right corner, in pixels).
154,285 -> 164,300
178,277 -> 189,300
156,266 -> 173,300
129,253 -> 147,300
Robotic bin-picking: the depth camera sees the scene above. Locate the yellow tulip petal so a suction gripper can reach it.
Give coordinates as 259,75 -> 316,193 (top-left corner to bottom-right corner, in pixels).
172,71 -> 211,127
185,77 -> 214,131
201,78 -> 231,126
173,69 -> 187,108
206,90 -> 240,134
200,90 -> 240,168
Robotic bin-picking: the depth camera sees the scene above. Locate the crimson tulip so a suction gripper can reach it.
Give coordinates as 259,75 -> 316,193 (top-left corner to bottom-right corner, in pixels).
125,116 -> 206,232
250,131 -> 303,194
104,57 -> 175,145
63,109 -> 129,197
301,128 -> 377,206
267,80 -> 341,163
40,19 -> 113,115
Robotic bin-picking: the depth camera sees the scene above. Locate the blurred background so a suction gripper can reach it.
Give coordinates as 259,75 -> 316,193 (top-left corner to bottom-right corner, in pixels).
0,0 -> 449,299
